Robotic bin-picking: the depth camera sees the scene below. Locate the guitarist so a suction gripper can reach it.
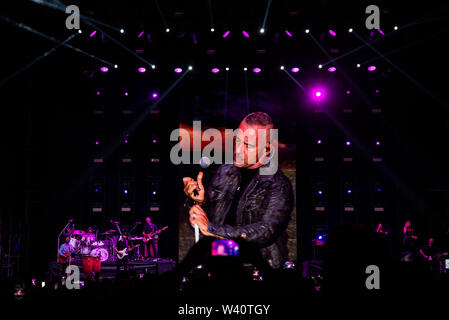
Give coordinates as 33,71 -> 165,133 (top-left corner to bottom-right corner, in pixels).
142,217 -> 158,259
114,233 -> 131,274
58,236 -> 75,278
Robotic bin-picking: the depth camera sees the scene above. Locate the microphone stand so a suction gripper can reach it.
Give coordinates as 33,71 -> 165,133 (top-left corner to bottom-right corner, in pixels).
57,220 -> 72,261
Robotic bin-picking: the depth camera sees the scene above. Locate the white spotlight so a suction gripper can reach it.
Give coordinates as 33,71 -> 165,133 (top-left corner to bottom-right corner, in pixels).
305,29 -> 310,34
260,28 -> 265,34
318,64 -> 323,69
78,30 -> 82,34
188,65 -> 193,70
280,65 -> 285,70
225,67 -> 229,71
243,67 -> 248,71
211,28 -> 215,32
120,29 -> 125,34
356,64 -> 361,68
394,26 -> 398,30
114,64 -> 118,69
348,28 -> 353,33
151,64 -> 156,69
166,28 -> 170,33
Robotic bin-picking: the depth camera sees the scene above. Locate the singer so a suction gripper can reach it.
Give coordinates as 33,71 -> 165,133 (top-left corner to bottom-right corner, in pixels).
183,112 -> 293,268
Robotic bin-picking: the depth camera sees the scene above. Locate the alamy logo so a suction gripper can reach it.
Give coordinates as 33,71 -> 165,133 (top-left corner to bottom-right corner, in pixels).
65,5 -> 80,30
65,265 -> 80,289
365,5 -> 380,30
365,265 -> 380,290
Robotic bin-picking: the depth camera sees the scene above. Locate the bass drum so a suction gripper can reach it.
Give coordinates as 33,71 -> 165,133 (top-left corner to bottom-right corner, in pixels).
90,247 -> 109,262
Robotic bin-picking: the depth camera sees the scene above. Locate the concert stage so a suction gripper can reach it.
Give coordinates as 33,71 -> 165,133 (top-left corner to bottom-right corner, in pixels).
49,258 -> 176,281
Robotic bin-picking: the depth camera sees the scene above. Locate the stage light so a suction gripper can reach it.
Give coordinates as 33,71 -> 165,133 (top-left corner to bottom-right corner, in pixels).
90,30 -> 96,37
211,28 -> 215,32
285,30 -> 292,37
347,189 -> 352,194
124,92 -> 128,96
223,31 -> 230,38
377,188 -> 382,192
152,92 -> 158,99
138,67 -> 146,73
305,29 -> 310,34
253,67 -> 261,73
211,68 -> 220,74
280,66 -> 285,70
348,28 -> 353,33
166,28 -> 170,32
124,189 -> 128,194
188,65 -> 193,70
378,29 -> 385,35
394,26 -> 398,30
345,141 -> 351,146
260,28 -> 265,34
356,64 -> 361,68
317,190 -> 323,195
376,141 -> 380,146
78,30 -> 82,34
96,91 -> 100,95
318,235 -> 323,240
95,141 -> 99,145
114,64 -> 118,69
328,67 -> 336,72
138,31 -> 144,38
315,91 -> 322,97
225,67 -> 230,71
291,67 -> 300,73
100,67 -> 109,72
368,65 -> 376,71
318,64 -> 323,69
124,140 -> 128,144
152,191 -> 157,195
346,90 -> 351,94
153,139 -> 157,143
375,89 -> 380,93
94,188 -> 99,193
151,64 -> 156,69
120,29 -> 125,34
329,29 -> 336,36
242,31 -> 250,38
317,139 -> 322,144
174,67 -> 183,73
243,67 -> 248,71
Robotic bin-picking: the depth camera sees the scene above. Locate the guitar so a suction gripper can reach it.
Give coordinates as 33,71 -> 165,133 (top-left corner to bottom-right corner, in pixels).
143,226 -> 168,243
116,244 -> 141,260
57,252 -> 70,264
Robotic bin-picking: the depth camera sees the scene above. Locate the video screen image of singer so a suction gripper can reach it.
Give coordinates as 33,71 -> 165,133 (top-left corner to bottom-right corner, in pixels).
0,0 -> 448,315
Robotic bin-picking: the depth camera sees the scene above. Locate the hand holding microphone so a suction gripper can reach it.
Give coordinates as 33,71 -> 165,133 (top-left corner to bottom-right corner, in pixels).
182,171 -> 205,205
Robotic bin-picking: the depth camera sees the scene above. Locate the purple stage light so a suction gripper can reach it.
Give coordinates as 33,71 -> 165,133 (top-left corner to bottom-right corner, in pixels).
242,31 -> 250,38
153,139 -> 157,143
291,67 -> 300,73
368,65 -> 376,71
174,68 -> 183,73
285,30 -> 292,37
223,31 -> 230,38
328,67 -> 336,72
329,29 -> 336,36
375,89 -> 379,93
138,67 -> 146,73
138,31 -> 144,38
376,141 -> 380,146
90,30 -> 97,37
124,92 -> 128,96
313,88 -> 325,101
346,90 -> 351,94
100,67 -> 109,72
378,29 -> 385,35
95,141 -> 99,145
317,139 -> 322,144
345,141 -> 351,146
211,68 -> 220,74
96,91 -> 100,95
124,140 -> 128,144
253,67 -> 261,73
152,92 -> 158,99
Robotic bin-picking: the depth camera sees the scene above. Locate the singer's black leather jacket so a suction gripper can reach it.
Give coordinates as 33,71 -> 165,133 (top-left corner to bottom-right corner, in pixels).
203,164 -> 294,269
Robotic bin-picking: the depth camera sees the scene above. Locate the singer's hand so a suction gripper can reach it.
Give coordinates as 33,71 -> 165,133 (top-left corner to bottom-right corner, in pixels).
183,172 -> 205,205
189,205 -> 213,237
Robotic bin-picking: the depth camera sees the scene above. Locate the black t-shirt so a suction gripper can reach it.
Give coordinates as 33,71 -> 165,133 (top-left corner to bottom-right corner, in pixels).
143,223 -> 157,234
116,239 -> 128,251
224,167 -> 258,225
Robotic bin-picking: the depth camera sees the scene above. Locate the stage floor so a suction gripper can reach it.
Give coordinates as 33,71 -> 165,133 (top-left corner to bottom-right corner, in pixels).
49,257 -> 176,281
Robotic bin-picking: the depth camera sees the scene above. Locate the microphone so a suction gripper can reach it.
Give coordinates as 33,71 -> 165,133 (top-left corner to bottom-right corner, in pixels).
193,156 -> 211,197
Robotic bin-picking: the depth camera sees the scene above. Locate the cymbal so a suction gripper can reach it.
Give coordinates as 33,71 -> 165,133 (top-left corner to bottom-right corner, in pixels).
101,230 -> 117,235
72,230 -> 86,236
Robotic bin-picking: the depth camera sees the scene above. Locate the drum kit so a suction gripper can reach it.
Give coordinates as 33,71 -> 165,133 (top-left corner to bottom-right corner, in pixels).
68,228 -> 120,263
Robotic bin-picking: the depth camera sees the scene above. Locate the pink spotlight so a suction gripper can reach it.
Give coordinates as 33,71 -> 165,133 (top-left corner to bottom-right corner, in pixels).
368,65 -> 376,72
376,141 -> 380,146
253,67 -> 261,73
100,67 -> 109,72
346,141 -> 351,146
329,29 -> 336,37
174,68 -> 183,73
124,92 -> 129,96
124,139 -> 128,144
153,139 -> 157,143
328,67 -> 337,72
95,141 -> 99,145
346,90 -> 351,94
315,91 -> 322,97
211,68 -> 220,74
138,67 -> 146,73
223,31 -> 230,38
317,139 -> 322,145
242,31 -> 250,38
96,91 -> 100,95
90,30 -> 97,37
378,29 -> 384,36
152,92 -> 158,99
138,31 -> 144,38
285,30 -> 293,37
312,87 -> 326,101
291,67 -> 300,73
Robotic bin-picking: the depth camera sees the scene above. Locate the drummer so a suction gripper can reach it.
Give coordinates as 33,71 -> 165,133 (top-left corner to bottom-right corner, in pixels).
81,227 -> 96,244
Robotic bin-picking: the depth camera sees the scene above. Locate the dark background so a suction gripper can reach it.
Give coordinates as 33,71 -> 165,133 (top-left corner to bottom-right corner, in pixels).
0,0 -> 447,280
